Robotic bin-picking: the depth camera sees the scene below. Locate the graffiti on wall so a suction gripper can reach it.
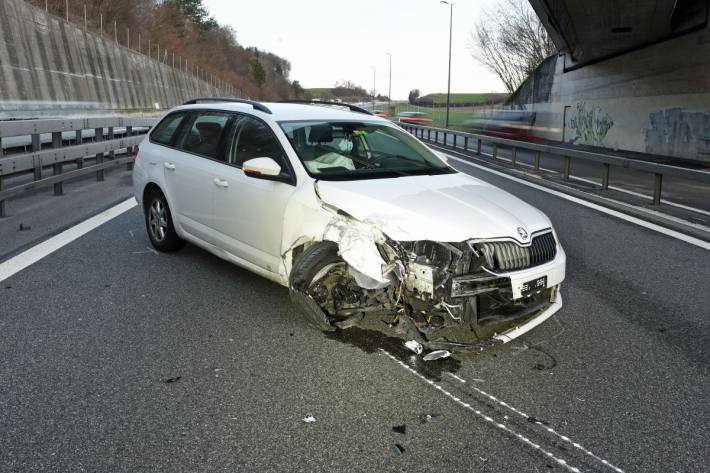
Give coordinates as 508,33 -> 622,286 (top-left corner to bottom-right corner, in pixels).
567,102 -> 614,146
645,108 -> 710,160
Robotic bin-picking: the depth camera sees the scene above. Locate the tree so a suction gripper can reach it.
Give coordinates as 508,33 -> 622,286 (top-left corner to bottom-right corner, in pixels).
408,89 -> 420,105
166,0 -> 217,31
468,0 -> 556,93
250,58 -> 266,89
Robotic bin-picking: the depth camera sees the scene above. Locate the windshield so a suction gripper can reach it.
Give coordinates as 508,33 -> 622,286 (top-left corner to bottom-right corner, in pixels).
279,120 -> 454,180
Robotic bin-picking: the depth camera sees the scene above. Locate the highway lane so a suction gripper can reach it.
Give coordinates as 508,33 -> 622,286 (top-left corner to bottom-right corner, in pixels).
1,158 -> 709,472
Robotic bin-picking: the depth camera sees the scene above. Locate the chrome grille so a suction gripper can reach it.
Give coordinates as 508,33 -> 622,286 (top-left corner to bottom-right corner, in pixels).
475,232 -> 557,272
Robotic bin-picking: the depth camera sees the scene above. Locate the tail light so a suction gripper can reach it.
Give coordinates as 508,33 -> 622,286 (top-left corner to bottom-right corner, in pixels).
132,146 -> 139,162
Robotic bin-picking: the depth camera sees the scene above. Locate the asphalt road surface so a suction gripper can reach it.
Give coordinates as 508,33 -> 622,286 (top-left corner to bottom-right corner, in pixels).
1,155 -> 709,472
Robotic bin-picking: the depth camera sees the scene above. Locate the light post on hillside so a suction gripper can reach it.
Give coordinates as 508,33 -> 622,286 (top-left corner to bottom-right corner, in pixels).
371,66 -> 376,112
441,1 -> 454,128
385,52 -> 392,109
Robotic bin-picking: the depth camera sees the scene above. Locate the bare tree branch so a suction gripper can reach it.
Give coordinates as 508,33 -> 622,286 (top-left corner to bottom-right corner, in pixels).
468,0 -> 556,93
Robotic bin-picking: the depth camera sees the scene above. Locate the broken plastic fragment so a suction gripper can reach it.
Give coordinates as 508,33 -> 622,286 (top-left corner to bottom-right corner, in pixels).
392,444 -> 405,456
422,350 -> 451,361
303,414 -> 316,424
404,340 -> 423,355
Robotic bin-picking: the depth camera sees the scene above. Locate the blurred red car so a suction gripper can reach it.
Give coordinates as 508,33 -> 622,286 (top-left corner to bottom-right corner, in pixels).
397,111 -> 433,125
374,111 -> 388,118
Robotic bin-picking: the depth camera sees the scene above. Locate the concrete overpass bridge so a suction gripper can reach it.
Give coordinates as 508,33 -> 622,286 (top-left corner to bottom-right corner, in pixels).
514,0 -> 710,162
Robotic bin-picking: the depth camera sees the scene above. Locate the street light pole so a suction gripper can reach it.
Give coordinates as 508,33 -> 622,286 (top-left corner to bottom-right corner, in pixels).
371,66 -> 376,111
441,1 -> 454,129
385,53 -> 392,109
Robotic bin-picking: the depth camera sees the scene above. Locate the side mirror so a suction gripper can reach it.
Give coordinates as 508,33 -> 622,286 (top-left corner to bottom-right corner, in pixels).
242,157 -> 282,177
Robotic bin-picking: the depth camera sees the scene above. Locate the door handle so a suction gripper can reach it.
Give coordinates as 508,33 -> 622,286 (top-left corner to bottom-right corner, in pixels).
164,162 -> 176,171
213,178 -> 229,188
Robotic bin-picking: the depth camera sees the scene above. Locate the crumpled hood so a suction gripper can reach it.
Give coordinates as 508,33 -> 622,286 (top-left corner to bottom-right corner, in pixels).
316,172 -> 552,243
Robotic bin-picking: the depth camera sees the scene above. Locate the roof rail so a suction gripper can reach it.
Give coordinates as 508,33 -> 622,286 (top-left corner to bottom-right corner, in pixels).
183,97 -> 272,114
278,100 -> 373,116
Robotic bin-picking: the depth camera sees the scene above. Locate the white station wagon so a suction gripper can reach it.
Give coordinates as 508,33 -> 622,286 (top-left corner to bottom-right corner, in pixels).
133,98 -> 566,353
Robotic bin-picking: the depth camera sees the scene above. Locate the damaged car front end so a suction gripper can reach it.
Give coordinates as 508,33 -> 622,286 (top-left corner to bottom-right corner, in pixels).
279,118 -> 566,353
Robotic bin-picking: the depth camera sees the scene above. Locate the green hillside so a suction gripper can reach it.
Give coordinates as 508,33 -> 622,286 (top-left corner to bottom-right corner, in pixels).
416,93 -> 508,106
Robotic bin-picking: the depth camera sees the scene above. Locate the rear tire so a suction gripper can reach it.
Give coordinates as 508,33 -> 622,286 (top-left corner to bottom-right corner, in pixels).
289,242 -> 344,332
144,188 -> 185,252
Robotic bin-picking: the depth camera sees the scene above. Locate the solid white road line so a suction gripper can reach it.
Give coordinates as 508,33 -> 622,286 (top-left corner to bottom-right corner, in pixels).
446,374 -> 626,473
380,350 -> 584,473
0,198 -> 137,282
444,152 -> 710,251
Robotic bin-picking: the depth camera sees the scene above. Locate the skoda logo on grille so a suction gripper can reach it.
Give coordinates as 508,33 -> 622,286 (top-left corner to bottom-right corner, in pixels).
517,227 -> 529,240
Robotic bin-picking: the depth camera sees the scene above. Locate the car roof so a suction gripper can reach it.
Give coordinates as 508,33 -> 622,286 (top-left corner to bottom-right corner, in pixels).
170,102 -> 387,123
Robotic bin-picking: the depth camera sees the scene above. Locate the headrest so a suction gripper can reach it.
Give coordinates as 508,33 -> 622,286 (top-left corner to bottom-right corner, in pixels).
196,122 -> 222,137
308,124 -> 333,143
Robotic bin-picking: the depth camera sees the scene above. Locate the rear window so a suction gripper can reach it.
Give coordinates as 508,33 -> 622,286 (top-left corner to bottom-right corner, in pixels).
150,112 -> 187,146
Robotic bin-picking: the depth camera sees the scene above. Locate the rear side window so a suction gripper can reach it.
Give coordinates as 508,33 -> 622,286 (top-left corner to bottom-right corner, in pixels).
151,112 -> 187,146
178,112 -> 231,160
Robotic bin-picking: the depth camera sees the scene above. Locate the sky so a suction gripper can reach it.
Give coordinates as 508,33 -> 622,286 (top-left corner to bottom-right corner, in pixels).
202,0 -> 506,100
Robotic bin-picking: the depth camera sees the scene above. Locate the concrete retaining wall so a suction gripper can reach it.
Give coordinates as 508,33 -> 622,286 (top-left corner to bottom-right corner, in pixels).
0,0 -> 223,118
510,24 -> 710,162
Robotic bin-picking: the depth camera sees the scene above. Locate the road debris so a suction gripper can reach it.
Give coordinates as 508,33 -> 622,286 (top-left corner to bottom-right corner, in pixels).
392,425 -> 406,435
404,340 -> 423,355
422,350 -> 451,361
163,376 -> 181,384
392,444 -> 405,456
18,223 -> 31,231
303,414 -> 316,423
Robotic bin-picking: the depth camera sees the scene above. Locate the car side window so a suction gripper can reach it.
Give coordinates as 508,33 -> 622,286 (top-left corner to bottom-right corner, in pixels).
227,115 -> 287,169
151,112 -> 187,146
177,112 -> 231,160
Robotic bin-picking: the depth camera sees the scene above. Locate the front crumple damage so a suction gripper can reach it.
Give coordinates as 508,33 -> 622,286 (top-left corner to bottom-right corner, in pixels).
281,181 -> 565,351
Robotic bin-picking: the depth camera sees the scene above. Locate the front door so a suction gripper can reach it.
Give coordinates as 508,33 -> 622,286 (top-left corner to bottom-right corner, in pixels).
210,114 -> 295,273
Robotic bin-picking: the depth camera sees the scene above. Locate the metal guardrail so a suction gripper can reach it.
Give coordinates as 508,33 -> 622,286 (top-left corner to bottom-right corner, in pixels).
0,117 -> 158,217
402,123 -> 710,206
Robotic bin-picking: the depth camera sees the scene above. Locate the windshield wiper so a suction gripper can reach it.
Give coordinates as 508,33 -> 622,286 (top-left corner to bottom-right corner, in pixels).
369,151 -> 450,173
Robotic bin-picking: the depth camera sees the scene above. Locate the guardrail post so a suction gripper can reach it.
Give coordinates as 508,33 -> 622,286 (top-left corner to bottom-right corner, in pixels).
32,133 -> 41,180
52,132 -> 63,196
492,143 -> 498,159
435,131 -> 439,143
108,127 -> 115,160
95,127 -> 104,182
564,156 -> 571,181
0,176 -> 5,218
0,137 -> 3,159
533,151 -> 541,171
443,132 -> 447,146
511,147 -> 517,166
464,136 -> 468,151
602,163 -> 610,190
126,126 -> 134,171
76,130 -> 84,168
452,134 -> 457,149
653,173 -> 663,205
427,129 -> 431,141
476,139 -> 481,155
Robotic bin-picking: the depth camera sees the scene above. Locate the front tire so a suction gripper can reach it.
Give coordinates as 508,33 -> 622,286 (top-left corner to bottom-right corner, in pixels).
144,189 -> 184,252
289,242 -> 345,332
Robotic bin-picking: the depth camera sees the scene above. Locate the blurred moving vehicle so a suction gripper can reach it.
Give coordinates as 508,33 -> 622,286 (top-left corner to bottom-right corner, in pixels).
464,110 -> 538,141
373,111 -> 388,118
397,111 -> 433,125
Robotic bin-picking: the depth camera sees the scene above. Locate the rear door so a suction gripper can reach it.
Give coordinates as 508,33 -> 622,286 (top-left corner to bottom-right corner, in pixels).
210,114 -> 296,273
162,110 -> 233,243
